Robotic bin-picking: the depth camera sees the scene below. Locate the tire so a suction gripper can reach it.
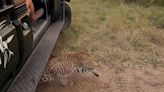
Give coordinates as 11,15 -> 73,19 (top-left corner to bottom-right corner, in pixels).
62,3 -> 72,32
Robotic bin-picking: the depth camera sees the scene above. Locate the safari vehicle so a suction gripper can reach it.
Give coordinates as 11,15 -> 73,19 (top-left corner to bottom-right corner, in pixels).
0,0 -> 71,92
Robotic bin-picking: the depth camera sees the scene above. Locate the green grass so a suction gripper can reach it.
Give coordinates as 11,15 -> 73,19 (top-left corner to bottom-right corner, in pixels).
122,0 -> 164,6
53,0 -> 164,68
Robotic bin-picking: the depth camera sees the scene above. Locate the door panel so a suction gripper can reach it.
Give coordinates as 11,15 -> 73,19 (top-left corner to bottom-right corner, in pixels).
51,0 -> 62,21
0,7 -> 20,88
11,3 -> 33,63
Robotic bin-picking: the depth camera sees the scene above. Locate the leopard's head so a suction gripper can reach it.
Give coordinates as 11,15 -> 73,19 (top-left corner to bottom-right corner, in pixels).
72,50 -> 98,68
61,50 -> 99,76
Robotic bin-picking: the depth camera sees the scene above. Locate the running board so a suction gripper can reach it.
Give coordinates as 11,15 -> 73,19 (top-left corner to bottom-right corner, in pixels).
7,20 -> 64,92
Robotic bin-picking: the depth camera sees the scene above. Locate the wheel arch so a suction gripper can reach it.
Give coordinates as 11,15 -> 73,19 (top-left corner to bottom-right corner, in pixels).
65,0 -> 70,2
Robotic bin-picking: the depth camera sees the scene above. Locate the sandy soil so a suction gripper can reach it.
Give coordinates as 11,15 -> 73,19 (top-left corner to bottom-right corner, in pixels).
36,64 -> 164,92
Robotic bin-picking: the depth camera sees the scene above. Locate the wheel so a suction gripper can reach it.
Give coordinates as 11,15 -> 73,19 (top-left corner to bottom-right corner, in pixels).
62,3 -> 72,32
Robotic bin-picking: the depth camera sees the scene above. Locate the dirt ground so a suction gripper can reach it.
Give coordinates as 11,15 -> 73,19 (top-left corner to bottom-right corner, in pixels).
36,64 -> 164,92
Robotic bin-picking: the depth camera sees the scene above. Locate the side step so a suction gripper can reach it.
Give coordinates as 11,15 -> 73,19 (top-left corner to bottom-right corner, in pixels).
7,20 -> 64,92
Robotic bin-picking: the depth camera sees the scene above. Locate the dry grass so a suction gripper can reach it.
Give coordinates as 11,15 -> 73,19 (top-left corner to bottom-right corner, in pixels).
53,0 -> 164,68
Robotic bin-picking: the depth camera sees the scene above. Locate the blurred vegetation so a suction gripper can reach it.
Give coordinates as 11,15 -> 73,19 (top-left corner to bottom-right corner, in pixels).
97,0 -> 164,29
121,0 -> 164,6
124,0 -> 164,28
101,0 -> 164,7
54,0 -> 164,68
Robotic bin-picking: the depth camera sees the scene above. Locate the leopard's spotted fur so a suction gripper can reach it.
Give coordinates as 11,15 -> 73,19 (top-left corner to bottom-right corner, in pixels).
39,51 -> 99,86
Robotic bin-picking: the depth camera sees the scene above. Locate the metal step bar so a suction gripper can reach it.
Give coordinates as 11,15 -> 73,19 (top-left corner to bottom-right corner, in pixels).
7,20 -> 64,92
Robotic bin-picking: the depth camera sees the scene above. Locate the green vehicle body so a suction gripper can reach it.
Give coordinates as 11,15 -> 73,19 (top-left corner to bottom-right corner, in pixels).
0,0 -> 71,91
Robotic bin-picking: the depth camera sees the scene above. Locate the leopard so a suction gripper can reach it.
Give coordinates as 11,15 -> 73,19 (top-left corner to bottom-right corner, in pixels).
39,51 -> 99,86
